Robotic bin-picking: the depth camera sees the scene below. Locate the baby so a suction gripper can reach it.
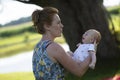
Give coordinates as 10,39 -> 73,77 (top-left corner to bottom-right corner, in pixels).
70,29 -> 101,69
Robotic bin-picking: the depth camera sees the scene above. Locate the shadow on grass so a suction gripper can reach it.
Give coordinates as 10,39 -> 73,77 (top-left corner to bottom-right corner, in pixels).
65,58 -> 120,80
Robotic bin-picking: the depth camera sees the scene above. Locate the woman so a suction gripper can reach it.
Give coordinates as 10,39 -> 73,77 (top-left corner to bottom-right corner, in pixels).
32,7 -> 91,80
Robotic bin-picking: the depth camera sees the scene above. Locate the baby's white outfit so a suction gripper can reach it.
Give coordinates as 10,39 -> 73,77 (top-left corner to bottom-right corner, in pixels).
72,44 -> 95,62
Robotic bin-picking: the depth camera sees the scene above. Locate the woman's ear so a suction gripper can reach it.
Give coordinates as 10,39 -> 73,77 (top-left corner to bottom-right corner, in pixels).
44,24 -> 50,31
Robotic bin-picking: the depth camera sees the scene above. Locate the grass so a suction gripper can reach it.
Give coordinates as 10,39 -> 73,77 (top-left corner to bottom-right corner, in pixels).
0,32 -> 41,46
0,33 -> 65,58
0,72 -> 34,80
0,21 -> 66,58
0,69 -> 120,80
0,32 -> 41,57
0,31 -> 65,58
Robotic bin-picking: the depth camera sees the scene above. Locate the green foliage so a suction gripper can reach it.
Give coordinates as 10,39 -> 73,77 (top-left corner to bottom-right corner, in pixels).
4,16 -> 31,26
107,6 -> 120,42
107,6 -> 120,31
0,25 -> 35,38
0,30 -> 65,58
107,6 -> 120,15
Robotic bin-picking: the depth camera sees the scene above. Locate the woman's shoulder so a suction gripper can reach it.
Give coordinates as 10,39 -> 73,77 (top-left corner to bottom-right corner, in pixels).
48,42 -> 64,50
46,42 -> 66,62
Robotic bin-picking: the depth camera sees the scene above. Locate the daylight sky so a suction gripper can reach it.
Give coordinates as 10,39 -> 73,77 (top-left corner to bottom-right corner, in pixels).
0,0 -> 120,25
0,0 -> 42,25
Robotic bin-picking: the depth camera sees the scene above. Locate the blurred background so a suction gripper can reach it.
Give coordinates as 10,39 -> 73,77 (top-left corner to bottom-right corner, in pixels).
0,0 -> 120,80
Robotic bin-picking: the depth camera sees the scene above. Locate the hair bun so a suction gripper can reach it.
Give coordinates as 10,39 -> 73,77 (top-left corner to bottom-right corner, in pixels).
32,9 -> 42,26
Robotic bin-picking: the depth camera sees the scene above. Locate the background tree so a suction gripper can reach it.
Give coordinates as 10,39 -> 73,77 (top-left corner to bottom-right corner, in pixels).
17,0 -> 120,79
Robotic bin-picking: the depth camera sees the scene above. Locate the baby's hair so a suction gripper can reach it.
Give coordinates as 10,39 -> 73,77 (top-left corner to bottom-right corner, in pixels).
32,7 -> 59,34
88,29 -> 101,44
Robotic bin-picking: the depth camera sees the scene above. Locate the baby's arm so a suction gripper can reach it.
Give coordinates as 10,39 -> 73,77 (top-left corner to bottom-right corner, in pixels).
67,43 -> 81,56
88,51 -> 96,69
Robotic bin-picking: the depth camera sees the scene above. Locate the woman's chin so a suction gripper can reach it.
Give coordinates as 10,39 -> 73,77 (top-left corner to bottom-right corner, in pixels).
56,34 -> 61,37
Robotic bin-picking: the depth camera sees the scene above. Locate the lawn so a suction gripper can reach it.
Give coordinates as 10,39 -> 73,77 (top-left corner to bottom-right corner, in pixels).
0,72 -> 34,80
0,22 -> 66,58
0,33 -> 65,58
0,70 -> 120,80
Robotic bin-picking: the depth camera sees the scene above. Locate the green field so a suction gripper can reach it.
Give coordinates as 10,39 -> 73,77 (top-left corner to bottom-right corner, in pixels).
0,70 -> 120,80
107,5 -> 120,32
0,72 -> 34,80
0,22 -> 65,58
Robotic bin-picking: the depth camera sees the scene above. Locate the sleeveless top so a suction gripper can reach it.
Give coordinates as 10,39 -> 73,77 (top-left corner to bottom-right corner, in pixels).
32,40 -> 65,80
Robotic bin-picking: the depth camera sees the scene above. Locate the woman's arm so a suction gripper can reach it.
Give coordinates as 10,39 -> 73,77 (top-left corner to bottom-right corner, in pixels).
47,42 -> 91,77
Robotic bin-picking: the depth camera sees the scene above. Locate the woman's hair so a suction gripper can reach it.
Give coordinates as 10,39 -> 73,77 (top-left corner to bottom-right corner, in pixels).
32,7 -> 59,34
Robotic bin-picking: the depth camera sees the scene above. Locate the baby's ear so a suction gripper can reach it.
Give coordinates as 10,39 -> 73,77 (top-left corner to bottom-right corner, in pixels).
94,40 -> 97,45
91,39 -> 95,43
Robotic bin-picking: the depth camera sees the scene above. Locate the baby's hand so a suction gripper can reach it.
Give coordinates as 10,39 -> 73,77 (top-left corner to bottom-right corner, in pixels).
89,63 -> 95,69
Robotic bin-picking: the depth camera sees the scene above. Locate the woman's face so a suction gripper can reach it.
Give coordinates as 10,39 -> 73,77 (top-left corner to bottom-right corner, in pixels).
48,14 -> 64,38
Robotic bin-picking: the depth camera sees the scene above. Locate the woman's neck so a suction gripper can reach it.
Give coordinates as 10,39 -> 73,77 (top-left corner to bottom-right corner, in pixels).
41,34 -> 55,41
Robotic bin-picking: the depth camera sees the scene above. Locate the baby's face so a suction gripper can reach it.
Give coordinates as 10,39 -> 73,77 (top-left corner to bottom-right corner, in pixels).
82,30 -> 95,44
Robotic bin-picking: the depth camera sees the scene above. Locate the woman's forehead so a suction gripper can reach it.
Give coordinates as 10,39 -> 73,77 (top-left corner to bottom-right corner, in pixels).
53,14 -> 60,20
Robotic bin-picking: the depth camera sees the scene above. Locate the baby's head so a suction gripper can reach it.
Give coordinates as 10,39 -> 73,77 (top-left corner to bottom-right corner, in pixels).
82,29 -> 101,44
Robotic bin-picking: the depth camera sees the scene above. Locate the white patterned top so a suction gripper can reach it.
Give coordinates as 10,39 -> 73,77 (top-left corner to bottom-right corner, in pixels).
72,44 -> 95,62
